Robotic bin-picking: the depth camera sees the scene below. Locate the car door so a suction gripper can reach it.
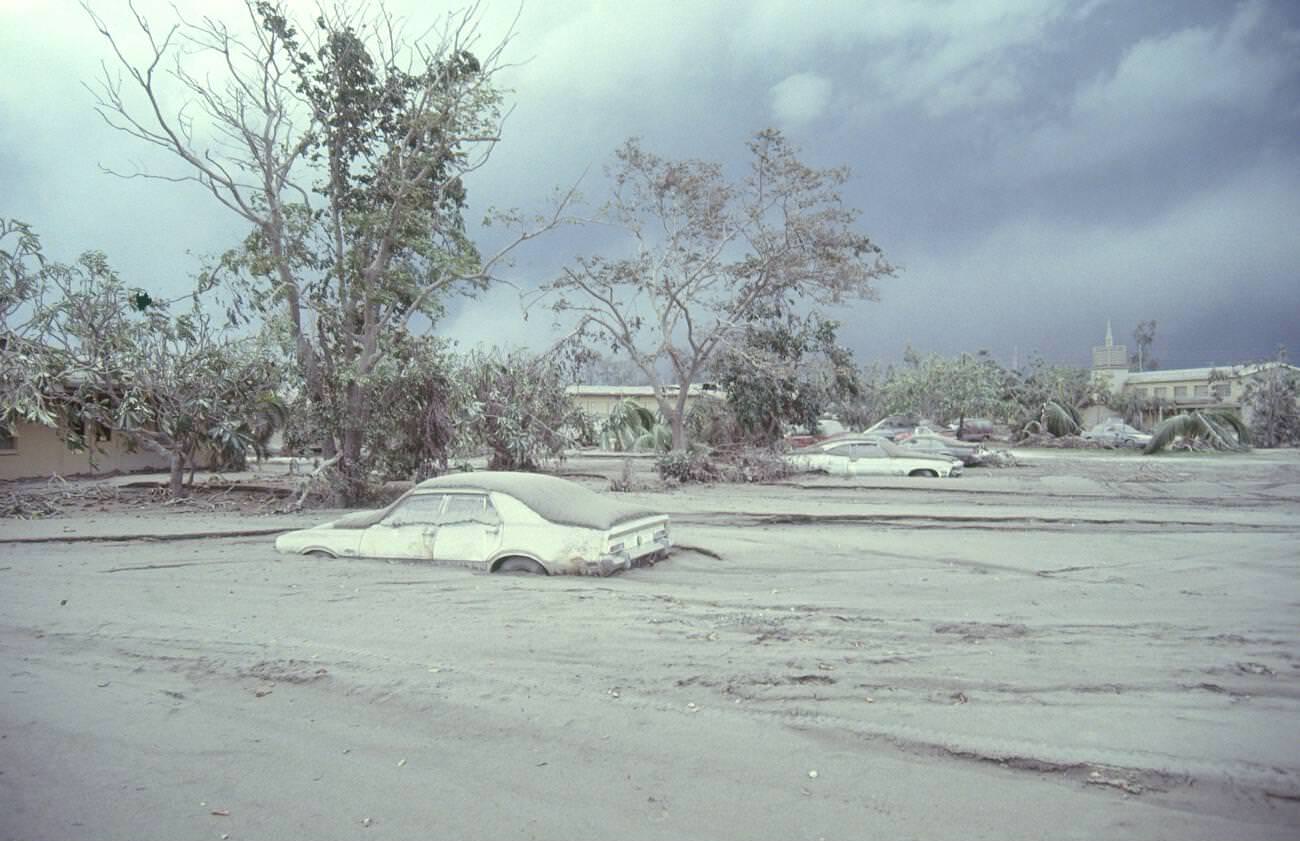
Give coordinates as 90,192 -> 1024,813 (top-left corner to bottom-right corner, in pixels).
431,493 -> 503,568
358,493 -> 445,560
819,444 -> 855,475
846,442 -> 891,475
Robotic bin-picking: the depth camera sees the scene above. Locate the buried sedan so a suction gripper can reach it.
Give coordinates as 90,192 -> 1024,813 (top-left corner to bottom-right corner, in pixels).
785,437 -> 963,478
275,472 -> 670,576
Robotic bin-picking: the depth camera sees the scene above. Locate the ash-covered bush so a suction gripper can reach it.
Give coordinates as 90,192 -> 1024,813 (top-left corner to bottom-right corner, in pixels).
655,450 -> 723,484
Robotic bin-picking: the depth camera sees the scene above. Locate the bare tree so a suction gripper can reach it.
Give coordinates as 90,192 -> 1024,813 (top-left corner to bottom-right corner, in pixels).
1131,319 -> 1158,372
85,0 -> 568,501
546,130 -> 893,450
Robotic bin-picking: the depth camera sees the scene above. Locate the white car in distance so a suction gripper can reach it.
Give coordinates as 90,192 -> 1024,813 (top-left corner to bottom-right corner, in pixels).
274,472 -> 671,576
786,437 -> 963,478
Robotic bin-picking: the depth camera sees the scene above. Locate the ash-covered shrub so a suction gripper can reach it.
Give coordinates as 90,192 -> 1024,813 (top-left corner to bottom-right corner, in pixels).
655,450 -> 723,484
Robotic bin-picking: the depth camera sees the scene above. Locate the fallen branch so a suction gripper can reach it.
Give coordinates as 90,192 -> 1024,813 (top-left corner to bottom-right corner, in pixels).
286,453 -> 342,511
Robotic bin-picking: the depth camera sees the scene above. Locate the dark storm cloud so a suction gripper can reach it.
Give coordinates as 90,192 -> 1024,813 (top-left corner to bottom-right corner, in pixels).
3,0 -> 1297,369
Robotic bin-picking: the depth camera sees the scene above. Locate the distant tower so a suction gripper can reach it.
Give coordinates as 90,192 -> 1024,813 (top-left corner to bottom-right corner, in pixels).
1092,321 -> 1129,393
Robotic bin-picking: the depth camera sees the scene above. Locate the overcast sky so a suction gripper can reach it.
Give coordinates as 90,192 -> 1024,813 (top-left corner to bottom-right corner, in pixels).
2,0 -> 1298,370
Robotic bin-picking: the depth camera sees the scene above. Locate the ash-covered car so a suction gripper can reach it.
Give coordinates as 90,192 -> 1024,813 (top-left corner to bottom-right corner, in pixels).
786,437 -> 963,478
1082,420 -> 1153,448
894,429 -> 988,465
862,414 -> 928,441
274,472 -> 670,576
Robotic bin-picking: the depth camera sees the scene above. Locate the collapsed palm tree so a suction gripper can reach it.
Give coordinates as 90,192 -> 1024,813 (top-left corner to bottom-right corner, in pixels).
601,399 -> 672,452
1019,400 -> 1083,438
1142,409 -> 1250,454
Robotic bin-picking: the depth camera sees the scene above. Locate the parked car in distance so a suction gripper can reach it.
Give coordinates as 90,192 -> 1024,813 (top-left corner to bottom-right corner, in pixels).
782,416 -> 847,449
274,472 -> 670,576
786,437 -> 963,478
862,415 -> 928,442
895,429 -> 988,465
1083,420 -> 1153,448
951,418 -> 996,441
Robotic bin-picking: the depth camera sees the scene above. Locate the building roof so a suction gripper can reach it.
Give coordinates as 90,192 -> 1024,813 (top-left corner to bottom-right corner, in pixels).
566,384 -> 720,397
1123,361 -> 1297,386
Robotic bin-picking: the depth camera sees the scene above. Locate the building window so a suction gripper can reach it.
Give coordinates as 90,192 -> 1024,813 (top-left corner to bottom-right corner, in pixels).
1194,385 -> 1209,397
1135,387 -> 1148,398
1174,386 -> 1188,398
0,424 -> 15,452
1212,384 -> 1231,400
1153,387 -> 1167,398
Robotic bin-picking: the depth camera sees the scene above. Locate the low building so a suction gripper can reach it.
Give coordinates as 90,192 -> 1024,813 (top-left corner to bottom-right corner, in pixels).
0,419 -> 169,482
1120,363 -> 1296,426
1089,324 -> 1298,427
566,383 -> 722,419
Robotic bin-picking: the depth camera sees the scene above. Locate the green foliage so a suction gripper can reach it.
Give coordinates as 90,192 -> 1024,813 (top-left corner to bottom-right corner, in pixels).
711,315 -> 859,444
1143,409 -> 1250,454
87,2 -> 534,503
599,398 -> 669,452
2,233 -> 285,495
342,335 -> 460,480
879,348 -> 1009,428
454,348 -> 584,471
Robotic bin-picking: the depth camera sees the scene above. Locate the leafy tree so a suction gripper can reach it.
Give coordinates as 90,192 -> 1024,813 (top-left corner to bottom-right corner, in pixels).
710,315 -> 859,444
879,348 -> 1006,432
87,1 -> 567,502
453,348 -> 584,470
547,130 -> 892,451
334,334 -> 460,481
1131,320 -> 1159,372
2,240 -> 282,497
1005,356 -> 1092,435
1241,349 -> 1300,448
1106,388 -> 1151,427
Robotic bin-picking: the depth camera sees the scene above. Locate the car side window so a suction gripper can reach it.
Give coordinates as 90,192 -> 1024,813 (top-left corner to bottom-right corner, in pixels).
825,444 -> 854,458
852,443 -> 884,458
438,494 -> 498,525
385,494 -> 445,526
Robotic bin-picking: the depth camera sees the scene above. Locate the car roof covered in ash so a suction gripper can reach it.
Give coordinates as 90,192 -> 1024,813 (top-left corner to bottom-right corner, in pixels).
415,471 -> 662,530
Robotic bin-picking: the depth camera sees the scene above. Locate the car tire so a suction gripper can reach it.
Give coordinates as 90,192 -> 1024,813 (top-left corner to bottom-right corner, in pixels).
494,556 -> 548,575
908,469 -> 939,478
305,550 -> 336,558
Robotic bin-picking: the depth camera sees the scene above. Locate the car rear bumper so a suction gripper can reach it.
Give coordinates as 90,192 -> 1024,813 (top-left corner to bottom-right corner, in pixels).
588,536 -> 672,576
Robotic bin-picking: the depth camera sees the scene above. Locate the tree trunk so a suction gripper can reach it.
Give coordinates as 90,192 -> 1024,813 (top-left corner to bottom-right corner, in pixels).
671,390 -> 691,452
336,381 -> 367,506
168,451 -> 185,499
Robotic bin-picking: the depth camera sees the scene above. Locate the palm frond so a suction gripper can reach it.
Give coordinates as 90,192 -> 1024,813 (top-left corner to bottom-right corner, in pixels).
1041,400 -> 1082,437
1143,410 -> 1250,454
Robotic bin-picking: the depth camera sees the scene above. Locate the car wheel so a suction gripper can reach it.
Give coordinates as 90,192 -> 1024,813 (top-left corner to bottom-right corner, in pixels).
494,556 -> 548,575
305,549 -> 336,558
908,469 -> 939,478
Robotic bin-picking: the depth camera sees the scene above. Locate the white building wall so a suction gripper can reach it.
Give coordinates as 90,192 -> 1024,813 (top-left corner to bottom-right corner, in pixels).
0,421 -> 169,481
